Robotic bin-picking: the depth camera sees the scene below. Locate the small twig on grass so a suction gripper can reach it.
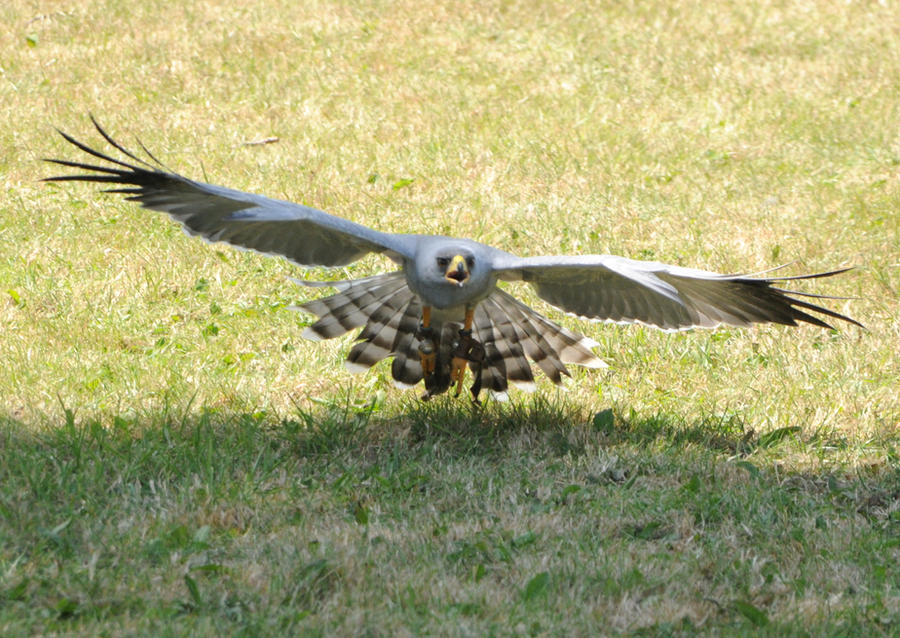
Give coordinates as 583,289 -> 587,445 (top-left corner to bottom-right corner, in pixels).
242,137 -> 280,146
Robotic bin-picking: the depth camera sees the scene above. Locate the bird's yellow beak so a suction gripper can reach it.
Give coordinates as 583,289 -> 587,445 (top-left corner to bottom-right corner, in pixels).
444,255 -> 469,287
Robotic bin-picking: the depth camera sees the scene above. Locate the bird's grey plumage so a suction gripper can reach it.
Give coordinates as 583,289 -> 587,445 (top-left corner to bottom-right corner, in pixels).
45,119 -> 862,401
492,255 -> 855,330
46,120 -> 414,268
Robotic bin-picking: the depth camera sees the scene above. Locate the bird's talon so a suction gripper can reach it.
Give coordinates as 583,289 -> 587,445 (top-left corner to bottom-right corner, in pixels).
450,356 -> 468,381
450,355 -> 468,395
418,341 -> 436,377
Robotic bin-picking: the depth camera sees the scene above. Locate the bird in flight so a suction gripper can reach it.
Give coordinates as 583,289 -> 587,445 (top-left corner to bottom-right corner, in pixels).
45,118 -> 861,402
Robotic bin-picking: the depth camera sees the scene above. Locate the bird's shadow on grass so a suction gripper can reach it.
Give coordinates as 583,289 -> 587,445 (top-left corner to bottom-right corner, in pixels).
2,394 -> 890,490
1,396 -> 895,568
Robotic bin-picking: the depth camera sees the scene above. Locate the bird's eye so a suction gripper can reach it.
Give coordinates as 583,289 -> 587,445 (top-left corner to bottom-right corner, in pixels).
436,257 -> 450,268
466,257 -> 475,269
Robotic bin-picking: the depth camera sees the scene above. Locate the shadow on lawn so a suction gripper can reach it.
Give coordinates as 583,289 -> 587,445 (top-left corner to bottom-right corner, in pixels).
2,400 -> 896,635
1,394 -> 892,481
1,397 -> 895,570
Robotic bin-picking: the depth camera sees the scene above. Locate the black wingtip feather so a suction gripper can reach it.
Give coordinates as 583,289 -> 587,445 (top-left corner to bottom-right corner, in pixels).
764,267 -> 855,282
44,121 -> 170,192
42,157 -> 128,177
102,187 -> 145,194
43,174 -> 135,184
784,294 -> 865,330
88,114 -> 156,170
769,287 -> 858,301
52,127 -> 139,172
734,268 -> 863,330
136,137 -> 170,171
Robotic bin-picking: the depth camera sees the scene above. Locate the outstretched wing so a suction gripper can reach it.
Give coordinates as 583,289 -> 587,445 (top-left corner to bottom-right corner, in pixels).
493,255 -> 862,331
44,117 -> 415,267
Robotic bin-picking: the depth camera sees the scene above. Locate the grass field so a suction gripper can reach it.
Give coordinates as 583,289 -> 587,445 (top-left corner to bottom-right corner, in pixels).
1,0 -> 898,634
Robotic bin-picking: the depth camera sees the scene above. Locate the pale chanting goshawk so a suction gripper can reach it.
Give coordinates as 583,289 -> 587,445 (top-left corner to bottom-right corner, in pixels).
46,119 -> 862,401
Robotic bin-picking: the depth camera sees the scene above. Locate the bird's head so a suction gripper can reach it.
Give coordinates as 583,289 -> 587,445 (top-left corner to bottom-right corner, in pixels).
437,253 -> 474,287
410,239 -> 494,309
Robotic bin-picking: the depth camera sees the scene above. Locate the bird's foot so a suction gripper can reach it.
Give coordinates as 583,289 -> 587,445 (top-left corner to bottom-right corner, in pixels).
450,329 -> 485,397
417,322 -> 437,379
449,356 -> 467,394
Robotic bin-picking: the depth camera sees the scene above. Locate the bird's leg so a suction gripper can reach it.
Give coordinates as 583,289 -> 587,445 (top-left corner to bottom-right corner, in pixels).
465,342 -> 486,404
417,305 -> 436,380
450,306 -> 478,397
